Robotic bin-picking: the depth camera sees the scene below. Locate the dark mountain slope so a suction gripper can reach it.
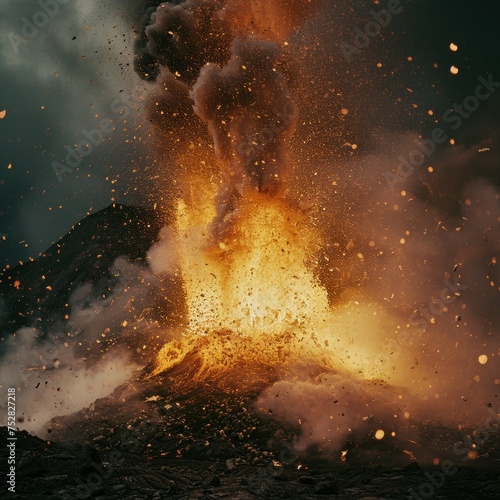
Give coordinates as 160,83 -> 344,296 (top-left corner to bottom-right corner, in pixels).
0,204 -> 166,336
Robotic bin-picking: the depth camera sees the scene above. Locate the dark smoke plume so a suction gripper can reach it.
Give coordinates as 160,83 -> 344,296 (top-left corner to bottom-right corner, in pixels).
135,0 -> 231,84
133,0 -> 320,231
191,37 -> 297,196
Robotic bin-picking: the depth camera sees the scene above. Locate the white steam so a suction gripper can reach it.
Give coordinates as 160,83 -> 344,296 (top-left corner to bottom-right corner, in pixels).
0,257 -> 167,435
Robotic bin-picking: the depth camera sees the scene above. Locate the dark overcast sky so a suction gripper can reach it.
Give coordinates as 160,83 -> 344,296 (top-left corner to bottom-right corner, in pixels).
0,0 -> 499,268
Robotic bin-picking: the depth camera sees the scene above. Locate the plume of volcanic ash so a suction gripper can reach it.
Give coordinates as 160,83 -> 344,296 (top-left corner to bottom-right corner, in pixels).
134,0 -> 321,233
190,37 -> 297,230
135,1 -> 328,338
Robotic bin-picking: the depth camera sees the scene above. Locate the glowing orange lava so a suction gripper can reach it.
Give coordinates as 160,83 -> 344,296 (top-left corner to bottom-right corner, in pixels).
176,188 -> 328,336
152,178 -> 413,385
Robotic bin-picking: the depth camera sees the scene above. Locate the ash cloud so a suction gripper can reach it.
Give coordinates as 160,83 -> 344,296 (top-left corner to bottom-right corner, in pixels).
133,0 -> 323,81
133,0 -> 320,233
297,137 -> 500,430
135,0 -> 231,84
0,326 -> 136,435
256,374 -> 420,461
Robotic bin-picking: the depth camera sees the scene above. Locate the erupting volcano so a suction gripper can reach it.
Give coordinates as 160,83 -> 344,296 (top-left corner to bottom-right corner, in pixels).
140,0 -> 424,427
1,1 -> 499,499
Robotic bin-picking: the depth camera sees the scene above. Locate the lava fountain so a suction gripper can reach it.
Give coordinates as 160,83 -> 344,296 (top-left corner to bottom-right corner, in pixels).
150,180 -> 411,386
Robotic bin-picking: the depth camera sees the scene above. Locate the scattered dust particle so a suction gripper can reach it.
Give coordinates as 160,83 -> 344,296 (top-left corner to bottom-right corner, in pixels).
478,355 -> 488,365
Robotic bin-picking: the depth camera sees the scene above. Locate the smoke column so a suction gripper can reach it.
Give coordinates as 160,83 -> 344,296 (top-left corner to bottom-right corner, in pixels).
134,0 -> 322,234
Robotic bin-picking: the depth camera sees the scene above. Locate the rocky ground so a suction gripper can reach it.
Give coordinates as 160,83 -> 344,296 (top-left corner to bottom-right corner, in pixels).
2,354 -> 499,499
2,429 -> 499,500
